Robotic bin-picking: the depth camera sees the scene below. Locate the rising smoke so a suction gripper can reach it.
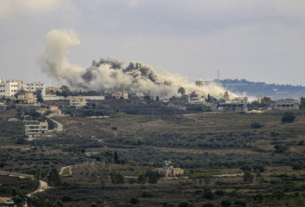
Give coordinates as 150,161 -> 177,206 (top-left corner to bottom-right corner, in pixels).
38,29 -> 238,98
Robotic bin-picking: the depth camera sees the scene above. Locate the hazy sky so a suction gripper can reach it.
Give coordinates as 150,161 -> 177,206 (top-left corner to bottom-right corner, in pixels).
1,0 -> 305,86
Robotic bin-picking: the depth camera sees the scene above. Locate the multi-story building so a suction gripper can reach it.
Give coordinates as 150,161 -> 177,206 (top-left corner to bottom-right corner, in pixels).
70,96 -> 87,108
273,99 -> 300,110
23,82 -> 46,96
25,121 -> 48,136
112,90 -> 128,99
0,78 -> 45,97
46,87 -> 62,94
17,91 -> 37,104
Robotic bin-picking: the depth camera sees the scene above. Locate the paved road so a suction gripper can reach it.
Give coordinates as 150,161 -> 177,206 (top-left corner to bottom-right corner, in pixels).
0,171 -> 51,207
48,118 -> 63,132
27,180 -> 50,197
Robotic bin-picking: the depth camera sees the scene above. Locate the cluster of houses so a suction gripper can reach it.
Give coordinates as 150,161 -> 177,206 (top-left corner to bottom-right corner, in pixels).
0,78 -> 303,114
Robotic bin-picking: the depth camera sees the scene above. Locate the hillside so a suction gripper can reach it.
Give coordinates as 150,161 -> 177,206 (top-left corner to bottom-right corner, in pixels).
218,79 -> 305,100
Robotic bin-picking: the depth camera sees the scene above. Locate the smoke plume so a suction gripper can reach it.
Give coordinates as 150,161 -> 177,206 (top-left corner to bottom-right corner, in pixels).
38,29 -> 238,99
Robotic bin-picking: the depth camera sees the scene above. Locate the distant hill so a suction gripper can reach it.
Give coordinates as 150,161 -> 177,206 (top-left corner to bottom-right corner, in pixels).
218,79 -> 305,100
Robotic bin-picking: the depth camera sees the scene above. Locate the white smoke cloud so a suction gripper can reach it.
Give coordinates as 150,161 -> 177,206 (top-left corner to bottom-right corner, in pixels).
0,0 -> 62,19
38,29 -> 239,99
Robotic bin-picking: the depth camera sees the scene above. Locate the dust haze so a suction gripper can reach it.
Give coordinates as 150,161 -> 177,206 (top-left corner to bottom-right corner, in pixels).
38,29 -> 238,98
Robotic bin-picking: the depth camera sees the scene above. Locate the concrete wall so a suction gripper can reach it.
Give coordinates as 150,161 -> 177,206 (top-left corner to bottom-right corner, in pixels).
43,95 -> 105,101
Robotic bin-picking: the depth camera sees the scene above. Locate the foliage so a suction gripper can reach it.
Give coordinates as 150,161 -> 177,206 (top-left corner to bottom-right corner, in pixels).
47,168 -> 61,186
110,171 -> 124,184
114,151 -> 119,164
272,190 -> 285,200
12,188 -> 26,206
281,112 -> 296,123
34,88 -> 44,103
274,145 -> 288,153
111,126 -> 118,130
138,171 -> 147,184
202,203 -> 215,207
129,198 -> 139,204
215,189 -> 226,196
142,191 -> 154,198
291,161 -> 303,170
221,200 -> 231,207
178,200 -> 194,207
115,131 -> 260,149
202,189 -> 215,200
146,170 -> 161,184
251,122 -> 261,129
253,193 -> 263,203
234,200 -> 246,207
243,171 -> 254,183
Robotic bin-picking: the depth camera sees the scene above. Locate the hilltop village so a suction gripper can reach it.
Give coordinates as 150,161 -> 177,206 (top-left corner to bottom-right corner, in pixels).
1,78 -> 305,207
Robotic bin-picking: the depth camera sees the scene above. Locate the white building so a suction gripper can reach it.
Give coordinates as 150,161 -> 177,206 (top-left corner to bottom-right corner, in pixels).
273,99 -> 299,110
70,96 -> 87,108
25,121 -> 48,136
0,78 -> 45,97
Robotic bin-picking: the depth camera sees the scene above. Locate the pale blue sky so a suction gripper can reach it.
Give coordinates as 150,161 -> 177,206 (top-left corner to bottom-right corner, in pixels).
1,0 -> 305,86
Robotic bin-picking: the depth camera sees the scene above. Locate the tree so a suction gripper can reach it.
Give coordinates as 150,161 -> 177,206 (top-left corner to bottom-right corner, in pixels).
207,94 -> 211,102
243,171 -> 254,183
281,112 -> 296,123
114,151 -> 119,164
110,170 -> 124,184
138,171 -> 147,184
29,195 -> 41,207
156,96 -> 160,101
47,168 -> 61,186
253,193 -> 263,203
178,87 -> 186,95
146,170 -> 161,184
292,161 -> 303,170
203,189 -> 215,200
178,200 -> 194,207
129,198 -> 140,204
272,190 -> 284,200
34,88 -> 44,103
251,122 -> 261,129
234,200 -> 246,207
221,200 -> 231,207
12,188 -> 26,206
274,145 -> 288,153
215,189 -> 226,196
202,203 -> 215,207
204,176 -> 210,185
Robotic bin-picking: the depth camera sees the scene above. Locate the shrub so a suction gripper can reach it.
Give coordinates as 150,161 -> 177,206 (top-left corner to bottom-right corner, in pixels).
234,200 -> 246,207
243,171 -> 254,183
142,191 -> 154,198
128,178 -> 137,184
253,165 -> 265,173
221,200 -> 231,207
281,112 -> 296,123
272,190 -> 285,200
240,165 -> 251,172
297,140 -> 304,145
251,122 -> 261,129
215,189 -> 226,196
111,126 -> 118,130
129,198 -> 139,204
274,145 -> 288,153
292,161 -> 303,170
203,189 -> 215,200
110,171 -> 124,184
253,193 -> 263,203
202,203 -> 215,207
178,200 -> 194,207
62,195 -> 72,202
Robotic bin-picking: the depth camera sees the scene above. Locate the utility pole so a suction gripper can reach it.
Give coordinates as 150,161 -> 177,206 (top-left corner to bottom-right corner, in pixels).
217,70 -> 220,81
